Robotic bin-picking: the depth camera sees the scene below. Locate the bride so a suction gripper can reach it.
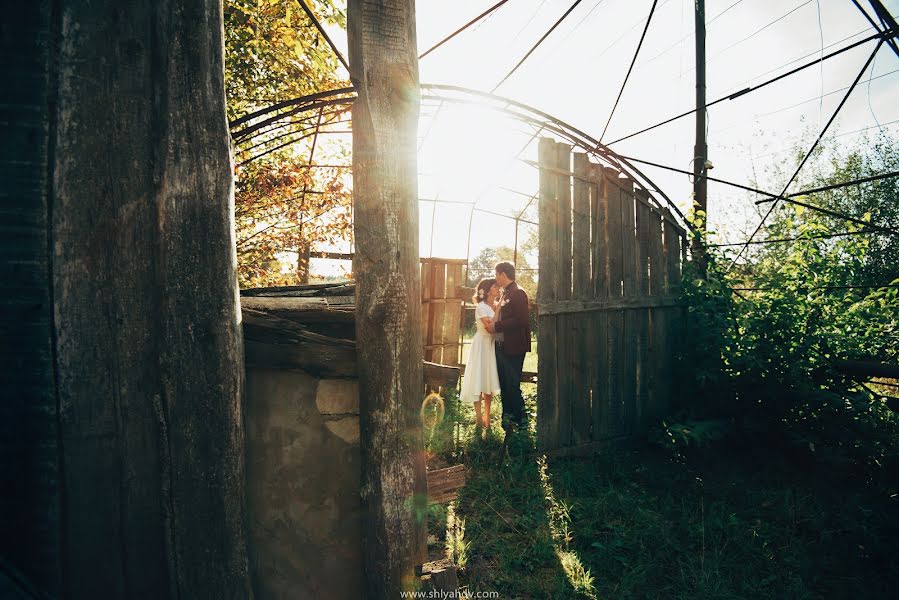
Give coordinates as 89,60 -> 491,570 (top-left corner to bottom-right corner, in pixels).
460,277 -> 501,428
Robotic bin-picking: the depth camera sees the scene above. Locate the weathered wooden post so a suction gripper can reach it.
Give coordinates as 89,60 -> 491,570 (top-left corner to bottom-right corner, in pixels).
1,2 -> 251,597
348,0 -> 427,597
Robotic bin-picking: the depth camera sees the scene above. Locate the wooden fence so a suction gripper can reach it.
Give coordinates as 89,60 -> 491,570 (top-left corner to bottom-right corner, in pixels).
421,257 -> 466,367
536,138 -> 687,454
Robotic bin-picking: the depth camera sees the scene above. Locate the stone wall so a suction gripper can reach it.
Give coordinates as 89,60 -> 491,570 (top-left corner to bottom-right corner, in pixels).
244,366 -> 363,600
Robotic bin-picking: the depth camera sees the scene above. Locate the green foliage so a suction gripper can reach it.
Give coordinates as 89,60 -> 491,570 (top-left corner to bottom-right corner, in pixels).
224,0 -> 346,121
225,1 -> 353,287
675,136 -> 899,475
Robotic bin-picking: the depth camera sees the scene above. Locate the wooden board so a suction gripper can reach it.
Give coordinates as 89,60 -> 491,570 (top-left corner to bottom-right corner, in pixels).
572,153 -> 591,300
663,217 -> 681,293
635,192 -> 652,296
537,138 -> 559,451
443,263 -> 463,366
605,172 -> 624,299
430,262 -> 446,364
648,209 -> 664,296
620,178 -> 637,298
592,165 -> 610,299
556,143 -> 573,301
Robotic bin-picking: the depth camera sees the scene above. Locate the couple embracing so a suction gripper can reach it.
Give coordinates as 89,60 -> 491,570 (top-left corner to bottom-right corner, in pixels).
460,262 -> 531,430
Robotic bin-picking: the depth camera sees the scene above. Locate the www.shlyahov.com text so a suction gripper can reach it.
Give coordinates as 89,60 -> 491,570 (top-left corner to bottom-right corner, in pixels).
400,590 -> 499,599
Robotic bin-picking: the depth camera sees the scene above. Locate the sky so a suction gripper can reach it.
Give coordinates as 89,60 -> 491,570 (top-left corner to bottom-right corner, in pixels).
313,0 -> 899,274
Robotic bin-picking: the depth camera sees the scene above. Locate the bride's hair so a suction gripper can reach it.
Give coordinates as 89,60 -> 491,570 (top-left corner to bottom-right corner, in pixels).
472,277 -> 496,304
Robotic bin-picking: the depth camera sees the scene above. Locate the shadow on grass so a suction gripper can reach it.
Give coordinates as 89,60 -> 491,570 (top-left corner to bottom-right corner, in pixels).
546,446 -> 899,599
453,409 -> 599,599
442,393 -> 897,598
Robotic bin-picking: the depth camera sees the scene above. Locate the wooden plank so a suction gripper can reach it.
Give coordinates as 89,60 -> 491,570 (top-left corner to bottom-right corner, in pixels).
443,263 -> 463,366
570,311 -> 590,446
537,138 -> 558,304
635,194 -> 652,296
606,310 -> 624,438
591,310 -> 609,441
421,260 -> 433,354
538,296 -> 682,315
620,178 -> 637,298
663,216 -> 681,293
537,315 -> 559,451
556,143 -> 573,301
605,172 -> 624,299
649,307 -> 665,420
423,362 -> 461,388
572,153 -> 591,300
635,309 -> 650,434
556,313 -> 572,448
537,138 -> 559,452
430,262 -> 446,363
621,309 -> 638,437
591,164 -> 609,298
420,257 -> 468,265
648,209 -> 664,296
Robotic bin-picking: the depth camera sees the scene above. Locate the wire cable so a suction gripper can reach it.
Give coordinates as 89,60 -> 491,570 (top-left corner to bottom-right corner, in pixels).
604,30 -> 883,145
492,0 -> 584,92
419,0 -> 514,59
297,0 -> 350,73
599,0 -> 660,143
727,39 -> 889,269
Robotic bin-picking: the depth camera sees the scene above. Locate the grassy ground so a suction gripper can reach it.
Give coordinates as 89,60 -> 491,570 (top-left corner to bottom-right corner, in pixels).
426,395 -> 899,599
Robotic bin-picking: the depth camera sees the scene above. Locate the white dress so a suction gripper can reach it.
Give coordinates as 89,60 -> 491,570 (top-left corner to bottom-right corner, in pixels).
460,302 -> 501,403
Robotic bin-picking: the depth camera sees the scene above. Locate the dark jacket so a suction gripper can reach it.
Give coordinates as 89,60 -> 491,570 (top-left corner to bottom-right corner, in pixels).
494,281 -> 531,355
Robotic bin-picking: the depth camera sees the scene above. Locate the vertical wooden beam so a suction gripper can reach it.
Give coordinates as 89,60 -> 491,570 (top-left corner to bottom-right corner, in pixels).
591,165 -> 610,299
444,262 -> 463,366
348,1 -> 426,596
537,138 -> 559,451
571,153 -> 591,445
572,153 -> 591,300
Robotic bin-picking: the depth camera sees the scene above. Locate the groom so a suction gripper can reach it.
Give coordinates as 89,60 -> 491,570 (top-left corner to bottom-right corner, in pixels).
487,261 -> 531,428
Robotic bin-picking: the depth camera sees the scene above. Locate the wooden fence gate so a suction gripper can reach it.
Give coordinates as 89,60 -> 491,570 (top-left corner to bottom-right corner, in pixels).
536,138 -> 687,454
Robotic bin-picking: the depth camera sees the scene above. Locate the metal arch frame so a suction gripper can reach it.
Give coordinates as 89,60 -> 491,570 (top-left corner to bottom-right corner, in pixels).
230,84 -> 691,231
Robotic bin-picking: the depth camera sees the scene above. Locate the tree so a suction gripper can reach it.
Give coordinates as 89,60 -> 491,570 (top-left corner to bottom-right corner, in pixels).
2,2 -> 250,597
225,0 -> 355,287
348,0 -> 426,596
468,246 -> 538,299
234,155 -> 352,287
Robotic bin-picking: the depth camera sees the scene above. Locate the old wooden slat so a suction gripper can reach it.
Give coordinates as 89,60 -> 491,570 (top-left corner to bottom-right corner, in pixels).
568,153 -> 595,445
590,164 -> 608,299
423,362 -> 461,388
621,309 -> 638,437
663,216 -> 681,293
443,263 -> 464,366
606,172 -> 625,299
421,259 -> 433,353
431,262 -> 447,363
635,309 -> 650,434
619,177 -> 637,298
648,308 -> 665,419
426,465 -> 466,504
556,313 -> 572,448
537,295 -> 681,315
572,153 -> 591,299
648,208 -> 665,296
607,309 -> 625,438
635,190 -> 652,296
591,311 -> 609,440
537,138 -> 559,451
570,312 -> 590,445
556,143 -> 573,300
